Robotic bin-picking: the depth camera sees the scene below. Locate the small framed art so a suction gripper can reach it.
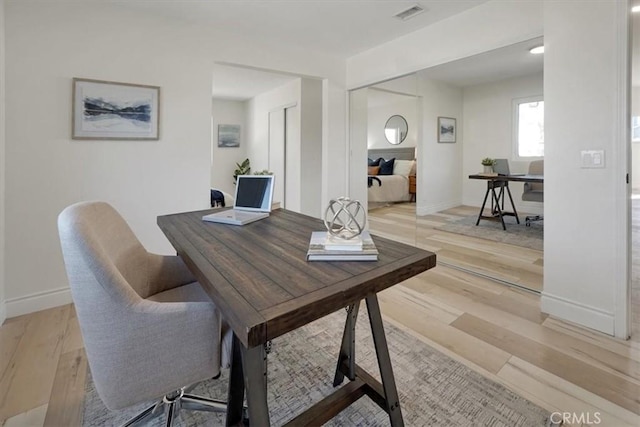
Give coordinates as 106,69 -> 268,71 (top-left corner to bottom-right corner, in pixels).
72,78 -> 160,140
437,117 -> 456,143
218,124 -> 241,147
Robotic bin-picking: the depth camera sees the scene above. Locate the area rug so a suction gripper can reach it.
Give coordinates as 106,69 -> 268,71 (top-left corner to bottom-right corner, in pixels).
82,309 -> 551,426
435,215 -> 543,251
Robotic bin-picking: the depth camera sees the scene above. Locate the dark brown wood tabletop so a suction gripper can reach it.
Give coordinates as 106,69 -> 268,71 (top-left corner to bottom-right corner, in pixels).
158,208 -> 436,348
468,174 -> 543,183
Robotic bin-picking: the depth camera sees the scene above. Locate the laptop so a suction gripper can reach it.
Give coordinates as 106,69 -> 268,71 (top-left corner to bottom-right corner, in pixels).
202,175 -> 275,226
493,159 -> 525,176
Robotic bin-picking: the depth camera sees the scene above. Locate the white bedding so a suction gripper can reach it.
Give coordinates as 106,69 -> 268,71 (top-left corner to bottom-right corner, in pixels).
368,175 -> 411,203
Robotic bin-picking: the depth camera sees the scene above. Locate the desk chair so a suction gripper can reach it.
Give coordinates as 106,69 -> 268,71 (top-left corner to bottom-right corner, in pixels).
522,160 -> 544,226
58,201 -> 234,426
211,189 -> 235,208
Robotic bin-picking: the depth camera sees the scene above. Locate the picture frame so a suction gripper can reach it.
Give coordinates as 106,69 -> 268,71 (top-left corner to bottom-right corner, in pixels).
72,78 -> 160,140
437,117 -> 456,143
218,124 -> 241,147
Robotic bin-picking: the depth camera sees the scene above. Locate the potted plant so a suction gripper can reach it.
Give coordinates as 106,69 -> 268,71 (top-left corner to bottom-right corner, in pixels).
233,158 -> 251,184
481,158 -> 495,173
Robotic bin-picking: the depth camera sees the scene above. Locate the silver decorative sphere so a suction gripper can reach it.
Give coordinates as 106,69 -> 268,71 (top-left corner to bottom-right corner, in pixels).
323,197 -> 367,240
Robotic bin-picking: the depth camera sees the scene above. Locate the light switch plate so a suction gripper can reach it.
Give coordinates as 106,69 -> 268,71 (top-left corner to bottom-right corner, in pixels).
581,150 -> 605,168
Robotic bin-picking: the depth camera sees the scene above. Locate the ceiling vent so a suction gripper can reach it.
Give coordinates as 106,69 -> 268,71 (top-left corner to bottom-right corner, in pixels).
394,4 -> 425,21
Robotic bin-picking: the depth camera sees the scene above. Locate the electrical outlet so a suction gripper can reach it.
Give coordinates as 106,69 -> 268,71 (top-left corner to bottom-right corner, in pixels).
580,150 -> 605,168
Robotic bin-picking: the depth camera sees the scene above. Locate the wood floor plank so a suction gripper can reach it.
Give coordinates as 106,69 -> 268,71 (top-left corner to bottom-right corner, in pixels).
419,281 -> 640,384
0,319 -> 28,387
43,349 -> 87,427
543,317 -> 640,357
415,265 -> 508,295
61,307 -> 83,354
433,248 -> 543,291
421,268 -> 546,323
498,357 -> 640,427
3,404 -> 48,427
379,285 -> 463,325
0,305 -> 70,421
452,313 -> 640,415
407,271 -> 547,325
378,297 -> 511,374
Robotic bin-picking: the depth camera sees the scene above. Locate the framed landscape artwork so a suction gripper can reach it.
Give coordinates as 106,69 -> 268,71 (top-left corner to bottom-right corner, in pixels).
218,124 -> 241,147
72,78 -> 160,140
437,117 -> 456,143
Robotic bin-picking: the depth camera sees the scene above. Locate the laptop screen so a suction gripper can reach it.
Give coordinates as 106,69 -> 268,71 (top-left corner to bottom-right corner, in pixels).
492,159 -> 510,176
234,175 -> 275,212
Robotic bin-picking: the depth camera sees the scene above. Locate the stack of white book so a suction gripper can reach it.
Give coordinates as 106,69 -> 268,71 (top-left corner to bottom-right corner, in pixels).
306,231 -> 378,261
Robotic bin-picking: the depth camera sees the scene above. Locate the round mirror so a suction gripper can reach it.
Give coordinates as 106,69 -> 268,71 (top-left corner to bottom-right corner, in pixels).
384,115 -> 408,145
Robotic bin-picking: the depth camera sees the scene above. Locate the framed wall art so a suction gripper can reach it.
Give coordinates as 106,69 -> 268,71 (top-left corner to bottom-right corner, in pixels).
72,78 -> 160,140
218,124 -> 241,147
437,117 -> 456,143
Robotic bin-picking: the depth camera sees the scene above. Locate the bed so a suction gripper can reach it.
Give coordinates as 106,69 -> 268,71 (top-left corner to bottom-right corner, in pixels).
367,147 -> 416,204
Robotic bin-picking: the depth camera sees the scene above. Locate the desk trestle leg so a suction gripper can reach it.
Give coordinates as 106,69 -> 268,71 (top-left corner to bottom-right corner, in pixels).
226,335 -> 245,427
330,297 -> 404,427
366,294 -> 404,426
243,344 -> 269,424
239,340 -> 270,426
333,302 -> 360,386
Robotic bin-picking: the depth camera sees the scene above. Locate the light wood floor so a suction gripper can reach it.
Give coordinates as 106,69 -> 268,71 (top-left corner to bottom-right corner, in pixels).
0,204 -> 638,426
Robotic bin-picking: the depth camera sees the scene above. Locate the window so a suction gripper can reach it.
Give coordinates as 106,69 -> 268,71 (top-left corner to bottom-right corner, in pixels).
632,116 -> 640,142
513,96 -> 544,159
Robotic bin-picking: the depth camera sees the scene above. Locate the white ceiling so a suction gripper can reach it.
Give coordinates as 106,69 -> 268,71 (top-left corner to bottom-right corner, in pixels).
367,87 -> 417,108
213,65 -> 299,100
202,4 -> 638,99
420,37 -> 544,87
122,0 -> 488,58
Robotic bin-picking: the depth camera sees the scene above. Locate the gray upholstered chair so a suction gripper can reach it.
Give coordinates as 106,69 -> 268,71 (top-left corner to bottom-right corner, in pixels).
522,160 -> 544,226
58,201 -> 233,426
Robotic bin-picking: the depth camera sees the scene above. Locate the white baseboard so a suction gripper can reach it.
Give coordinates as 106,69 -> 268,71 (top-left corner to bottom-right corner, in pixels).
0,301 -> 6,325
5,287 -> 72,318
540,292 -> 614,336
416,200 -> 461,216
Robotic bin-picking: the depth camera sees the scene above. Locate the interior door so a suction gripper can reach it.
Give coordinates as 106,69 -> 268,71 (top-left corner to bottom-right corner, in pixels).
269,110 -> 285,207
348,88 -> 368,206
285,105 -> 300,211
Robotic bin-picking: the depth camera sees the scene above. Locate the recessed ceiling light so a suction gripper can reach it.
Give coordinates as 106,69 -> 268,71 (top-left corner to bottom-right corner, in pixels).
394,4 -> 425,21
632,5 -> 640,12
529,45 -> 544,55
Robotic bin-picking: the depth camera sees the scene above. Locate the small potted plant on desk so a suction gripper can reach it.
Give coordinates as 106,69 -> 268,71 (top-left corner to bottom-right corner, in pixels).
481,158 -> 495,174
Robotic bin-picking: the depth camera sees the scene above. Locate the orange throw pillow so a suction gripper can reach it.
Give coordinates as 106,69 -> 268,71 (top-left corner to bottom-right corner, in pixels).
368,166 -> 380,176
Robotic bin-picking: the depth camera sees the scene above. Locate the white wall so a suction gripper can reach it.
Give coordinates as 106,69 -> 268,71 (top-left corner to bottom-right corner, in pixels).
247,80 -> 300,172
300,78 -> 323,217
367,94 -> 417,149
0,0 -> 6,325
246,78 -> 323,217
632,87 -> 640,190
212,98 -> 248,196
543,1 -> 629,337
349,88 -> 369,206
347,0 -> 630,337
417,75 -> 464,215
347,0 -> 543,89
462,73 -> 544,215
4,2 -> 347,317
247,79 -> 300,208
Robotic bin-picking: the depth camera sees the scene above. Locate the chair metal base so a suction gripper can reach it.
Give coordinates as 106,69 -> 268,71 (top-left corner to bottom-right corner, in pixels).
525,215 -> 543,226
121,387 -> 229,427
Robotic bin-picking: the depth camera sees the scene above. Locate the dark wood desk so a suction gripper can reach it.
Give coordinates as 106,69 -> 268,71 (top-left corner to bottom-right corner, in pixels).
157,208 -> 436,426
468,174 -> 544,230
